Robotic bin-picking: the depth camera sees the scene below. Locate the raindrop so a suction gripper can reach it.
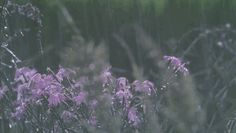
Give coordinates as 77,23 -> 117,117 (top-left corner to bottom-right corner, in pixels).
226,23 -> 231,28
9,124 -> 12,128
205,29 -> 210,34
217,41 -> 223,47
197,105 -> 202,111
4,26 -> 7,30
20,31 -> 24,36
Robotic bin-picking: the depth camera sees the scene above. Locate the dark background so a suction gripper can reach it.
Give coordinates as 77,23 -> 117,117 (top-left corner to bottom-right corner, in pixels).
3,0 -> 235,73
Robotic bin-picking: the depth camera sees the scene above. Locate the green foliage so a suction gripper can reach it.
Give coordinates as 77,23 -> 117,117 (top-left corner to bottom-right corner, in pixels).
139,0 -> 166,14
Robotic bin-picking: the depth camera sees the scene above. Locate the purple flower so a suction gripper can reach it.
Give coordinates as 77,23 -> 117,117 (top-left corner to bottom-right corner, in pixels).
30,74 -> 45,89
30,74 -> 52,98
11,102 -> 27,120
163,55 -> 189,75
132,80 -> 142,91
56,66 -> 75,82
132,80 -> 155,95
116,77 -> 129,91
88,115 -> 97,126
73,91 -> 88,106
61,111 -> 76,122
114,78 -> 133,108
115,89 -> 132,109
163,56 -> 181,67
178,66 -> 189,76
100,66 -> 113,87
128,107 -> 140,127
48,83 -> 63,94
115,89 -> 132,101
142,80 -> 154,95
15,67 -> 37,82
15,83 -> 29,100
48,92 -> 65,107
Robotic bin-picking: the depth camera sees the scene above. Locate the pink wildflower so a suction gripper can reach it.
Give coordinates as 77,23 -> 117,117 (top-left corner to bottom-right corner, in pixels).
163,55 -> 189,75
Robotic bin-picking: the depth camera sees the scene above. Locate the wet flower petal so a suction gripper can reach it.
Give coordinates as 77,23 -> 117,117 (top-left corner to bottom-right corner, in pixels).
73,91 -> 88,106
48,92 -> 65,107
100,66 -> 113,87
163,55 -> 189,75
117,77 -> 129,91
128,107 -> 140,127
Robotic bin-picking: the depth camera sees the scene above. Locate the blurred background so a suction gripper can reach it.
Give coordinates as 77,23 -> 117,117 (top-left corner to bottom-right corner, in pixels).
2,0 -> 235,75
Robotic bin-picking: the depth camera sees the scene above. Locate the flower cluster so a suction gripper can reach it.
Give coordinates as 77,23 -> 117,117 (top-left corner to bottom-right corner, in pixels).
163,55 -> 189,75
111,77 -> 156,127
0,55 -> 190,131
0,67 -> 158,130
12,67 -> 69,119
0,65 -> 158,131
5,66 -> 103,131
